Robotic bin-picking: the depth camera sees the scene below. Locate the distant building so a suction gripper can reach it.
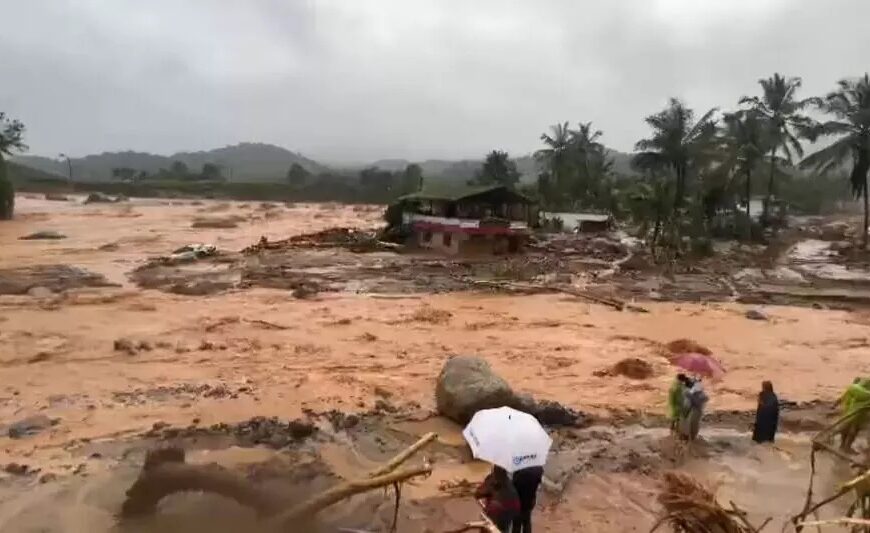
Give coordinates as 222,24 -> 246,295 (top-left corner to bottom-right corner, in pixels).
541,212 -> 613,233
392,185 -> 535,255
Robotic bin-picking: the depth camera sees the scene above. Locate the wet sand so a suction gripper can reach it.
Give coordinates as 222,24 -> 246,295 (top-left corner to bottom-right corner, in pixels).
0,195 -> 868,531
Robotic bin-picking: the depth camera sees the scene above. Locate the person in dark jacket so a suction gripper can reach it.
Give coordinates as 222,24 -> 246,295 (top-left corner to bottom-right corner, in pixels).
511,465 -> 544,533
475,465 -> 520,532
752,380 -> 779,443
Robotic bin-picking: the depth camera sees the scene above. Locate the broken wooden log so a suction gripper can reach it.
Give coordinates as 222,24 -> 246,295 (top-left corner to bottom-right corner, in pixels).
271,465 -> 432,528
368,432 -> 437,477
466,279 -> 648,313
270,432 -> 437,527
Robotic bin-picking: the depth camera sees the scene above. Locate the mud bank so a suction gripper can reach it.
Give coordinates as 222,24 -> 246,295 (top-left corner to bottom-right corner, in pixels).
0,408 -> 857,533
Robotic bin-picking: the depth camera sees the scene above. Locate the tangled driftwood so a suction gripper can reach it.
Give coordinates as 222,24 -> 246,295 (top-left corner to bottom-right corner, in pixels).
121,432 -> 437,531
651,471 -> 769,533
791,405 -> 870,533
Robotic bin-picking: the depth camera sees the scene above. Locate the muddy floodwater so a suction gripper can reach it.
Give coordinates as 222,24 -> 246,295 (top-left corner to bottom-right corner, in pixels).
0,195 -> 868,532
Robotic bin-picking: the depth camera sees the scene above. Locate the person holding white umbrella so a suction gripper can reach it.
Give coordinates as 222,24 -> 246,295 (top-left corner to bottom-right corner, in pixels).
464,406 -> 552,532
474,465 -> 520,532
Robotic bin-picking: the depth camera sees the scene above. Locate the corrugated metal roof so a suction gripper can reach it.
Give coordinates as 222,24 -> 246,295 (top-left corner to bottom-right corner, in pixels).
398,184 -> 532,203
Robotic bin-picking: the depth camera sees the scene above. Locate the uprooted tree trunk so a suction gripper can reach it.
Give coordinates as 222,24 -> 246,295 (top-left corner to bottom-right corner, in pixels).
121,432 -> 437,531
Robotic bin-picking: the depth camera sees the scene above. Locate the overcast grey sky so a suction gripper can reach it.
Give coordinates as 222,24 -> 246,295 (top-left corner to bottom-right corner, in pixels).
1,0 -> 868,163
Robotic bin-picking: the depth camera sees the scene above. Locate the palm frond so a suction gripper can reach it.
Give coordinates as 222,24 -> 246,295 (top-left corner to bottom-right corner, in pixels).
800,136 -> 855,172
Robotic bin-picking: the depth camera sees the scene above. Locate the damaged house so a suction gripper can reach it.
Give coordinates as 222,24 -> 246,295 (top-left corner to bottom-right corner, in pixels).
389,185 -> 535,255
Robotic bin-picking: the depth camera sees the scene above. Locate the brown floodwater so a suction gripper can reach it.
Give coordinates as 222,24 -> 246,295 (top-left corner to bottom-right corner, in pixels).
0,195 -> 868,532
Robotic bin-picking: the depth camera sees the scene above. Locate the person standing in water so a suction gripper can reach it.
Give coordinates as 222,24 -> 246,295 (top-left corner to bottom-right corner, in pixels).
511,465 -> 544,533
680,377 -> 708,441
838,377 -> 870,452
752,381 -> 779,443
668,374 -> 690,433
475,465 -> 520,532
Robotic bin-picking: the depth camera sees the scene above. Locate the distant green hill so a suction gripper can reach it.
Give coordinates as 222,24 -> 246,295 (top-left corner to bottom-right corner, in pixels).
11,142 -> 638,189
6,161 -> 68,186
12,142 -> 326,183
370,149 -> 636,183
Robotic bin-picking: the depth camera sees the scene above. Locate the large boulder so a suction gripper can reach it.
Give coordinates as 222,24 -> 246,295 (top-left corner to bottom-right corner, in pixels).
435,356 -> 518,424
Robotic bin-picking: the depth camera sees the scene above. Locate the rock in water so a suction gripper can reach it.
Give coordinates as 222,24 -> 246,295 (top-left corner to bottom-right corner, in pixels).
435,355 -> 517,424
7,414 -> 56,438
19,230 -> 67,240
529,400 -> 590,428
26,286 -> 54,298
83,192 -> 116,204
745,309 -> 769,321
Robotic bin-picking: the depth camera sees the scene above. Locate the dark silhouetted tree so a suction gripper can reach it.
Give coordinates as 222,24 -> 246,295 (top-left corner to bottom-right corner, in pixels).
0,112 -> 27,220
111,167 -> 137,181
200,162 -> 223,181
400,163 -> 423,194
287,163 -> 311,186
170,160 -> 189,177
535,122 -> 573,206
633,98 -> 718,211
474,150 -> 520,187
720,110 -> 768,222
359,166 -> 396,201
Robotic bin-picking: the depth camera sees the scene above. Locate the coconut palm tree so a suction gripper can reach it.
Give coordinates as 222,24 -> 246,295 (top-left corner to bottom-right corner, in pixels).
569,121 -> 613,206
632,98 -> 718,211
536,122 -> 572,179
570,122 -> 605,167
739,74 -> 814,222
801,74 -> 870,248
535,122 -> 574,208
720,110 -> 769,221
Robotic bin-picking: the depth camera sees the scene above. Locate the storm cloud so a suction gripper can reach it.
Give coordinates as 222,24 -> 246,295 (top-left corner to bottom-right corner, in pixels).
2,0 -> 868,162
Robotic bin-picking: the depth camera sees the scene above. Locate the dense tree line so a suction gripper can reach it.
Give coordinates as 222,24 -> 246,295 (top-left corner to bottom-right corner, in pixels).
525,72 -> 870,251
3,71 -> 868,237
111,161 -> 226,182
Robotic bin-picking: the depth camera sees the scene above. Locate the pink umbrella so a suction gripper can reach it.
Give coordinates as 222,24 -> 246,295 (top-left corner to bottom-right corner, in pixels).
670,352 -> 725,379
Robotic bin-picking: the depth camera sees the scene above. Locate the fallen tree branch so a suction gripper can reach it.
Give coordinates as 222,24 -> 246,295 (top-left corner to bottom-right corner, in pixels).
793,405 -> 870,531
797,517 -> 870,527
466,279 -> 648,313
368,432 -> 437,477
270,431 -> 437,528
653,471 -> 766,533
271,465 -> 432,528
842,468 -> 870,491
245,318 -> 292,330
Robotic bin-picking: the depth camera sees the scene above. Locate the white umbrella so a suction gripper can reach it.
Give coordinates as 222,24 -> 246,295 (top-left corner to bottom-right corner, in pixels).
462,406 -> 552,473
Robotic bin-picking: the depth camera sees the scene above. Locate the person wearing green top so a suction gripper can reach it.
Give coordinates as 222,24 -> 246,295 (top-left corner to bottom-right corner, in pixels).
839,377 -> 870,452
668,374 -> 690,433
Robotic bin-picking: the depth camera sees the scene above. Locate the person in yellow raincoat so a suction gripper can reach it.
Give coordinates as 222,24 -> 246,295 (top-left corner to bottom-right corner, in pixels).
838,377 -> 870,452
668,374 -> 690,433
